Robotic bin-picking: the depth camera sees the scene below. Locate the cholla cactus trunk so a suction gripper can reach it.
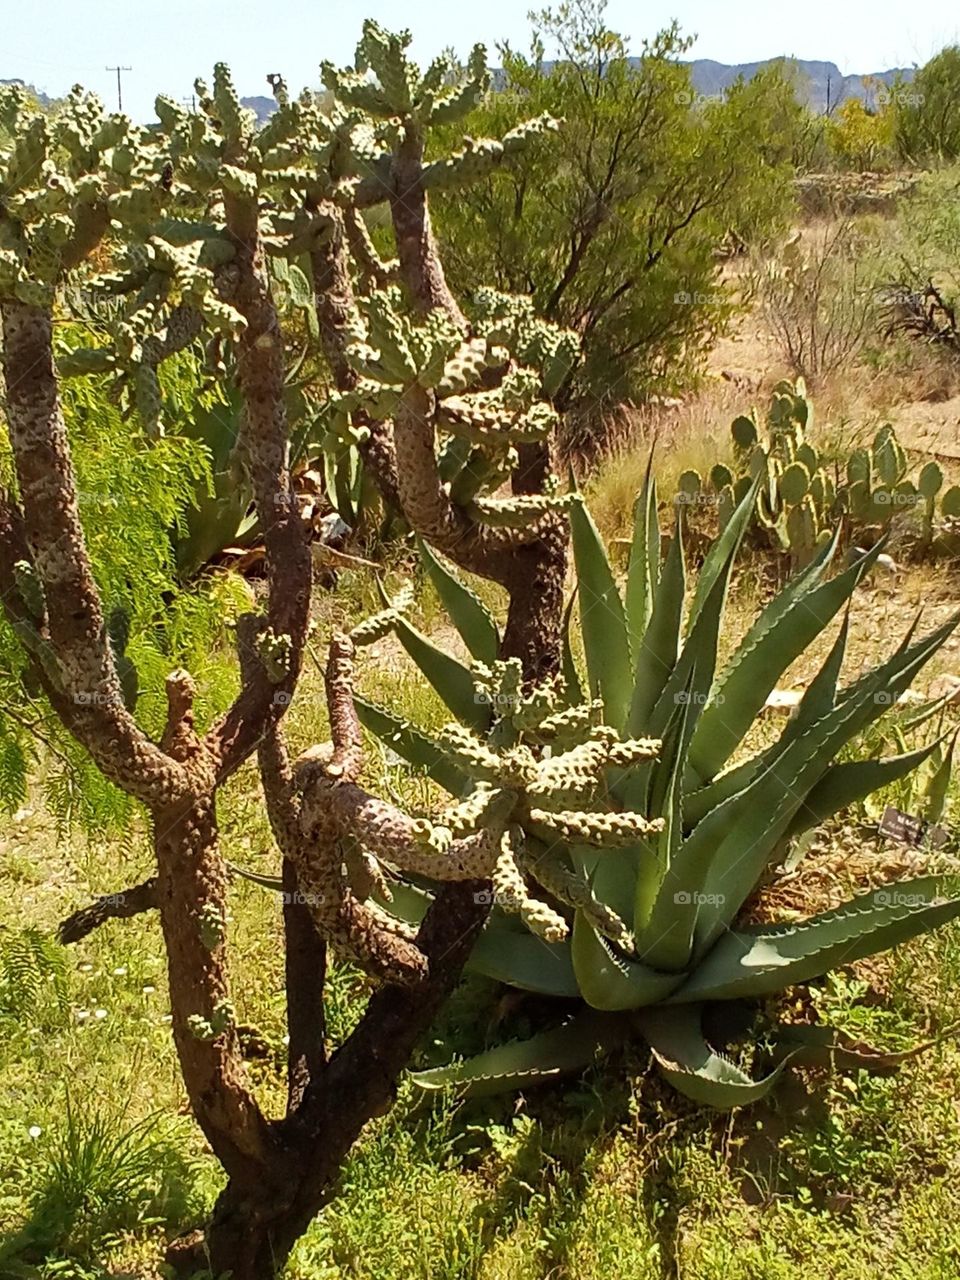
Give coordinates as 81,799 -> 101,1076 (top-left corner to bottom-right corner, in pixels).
309,210 -> 402,514
390,126 -> 468,325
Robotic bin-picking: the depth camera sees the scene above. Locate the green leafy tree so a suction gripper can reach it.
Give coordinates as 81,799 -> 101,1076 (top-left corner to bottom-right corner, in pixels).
431,1 -> 801,443
825,95 -> 895,170
894,47 -> 960,162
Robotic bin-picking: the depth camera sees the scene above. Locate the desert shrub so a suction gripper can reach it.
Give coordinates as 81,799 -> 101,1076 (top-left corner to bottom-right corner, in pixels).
756,220 -> 882,381
432,0 -> 801,447
894,46 -> 960,163
824,97 -> 896,171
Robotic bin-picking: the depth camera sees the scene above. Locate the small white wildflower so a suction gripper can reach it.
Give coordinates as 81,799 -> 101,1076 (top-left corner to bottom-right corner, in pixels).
78,962 -> 93,973
112,966 -> 127,976
75,1009 -> 90,1022
28,1125 -> 41,1139
94,1008 -> 107,1020
142,984 -> 156,996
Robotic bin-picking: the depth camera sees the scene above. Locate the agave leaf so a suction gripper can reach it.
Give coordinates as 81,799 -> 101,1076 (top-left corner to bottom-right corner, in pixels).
634,678 -> 696,944
682,753 -> 763,829
656,654 -> 916,958
637,1004 -> 791,1108
786,605 -> 850,738
410,1009 -> 628,1097
561,589 -> 583,705
625,452 -> 658,654
469,923 -> 580,997
684,609 -> 898,830
924,729 -> 957,824
354,696 -> 470,796
418,538 -> 500,664
685,613 -> 960,953
769,1021 -> 958,1071
629,511 -> 685,735
571,913 -> 679,1010
784,738 -> 945,841
368,879 -> 580,997
569,497 -> 632,730
897,694 -> 951,733
437,432 -> 473,483
672,876 -> 960,1003
684,476 -> 757,634
372,878 -> 432,924
647,518 -> 746,740
391,613 -> 491,731
333,445 -> 358,525
688,536 -> 879,782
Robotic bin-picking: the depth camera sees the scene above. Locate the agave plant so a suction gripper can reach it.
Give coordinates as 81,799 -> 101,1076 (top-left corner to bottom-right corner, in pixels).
333,465 -> 960,1108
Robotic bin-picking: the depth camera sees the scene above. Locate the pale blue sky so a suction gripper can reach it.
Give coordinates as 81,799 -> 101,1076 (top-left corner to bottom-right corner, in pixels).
4,0 -> 958,122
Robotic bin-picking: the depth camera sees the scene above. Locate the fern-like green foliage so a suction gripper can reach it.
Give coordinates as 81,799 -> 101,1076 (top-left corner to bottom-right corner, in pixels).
0,365 -> 253,830
0,927 -> 68,1018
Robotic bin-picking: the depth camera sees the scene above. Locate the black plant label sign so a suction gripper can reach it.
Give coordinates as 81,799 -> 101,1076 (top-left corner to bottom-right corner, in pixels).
878,805 -> 949,850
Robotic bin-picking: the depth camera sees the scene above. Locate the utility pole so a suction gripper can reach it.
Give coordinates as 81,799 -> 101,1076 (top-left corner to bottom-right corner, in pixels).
105,65 -> 132,113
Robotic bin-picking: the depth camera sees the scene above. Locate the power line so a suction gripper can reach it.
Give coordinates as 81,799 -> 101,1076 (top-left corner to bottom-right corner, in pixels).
105,64 -> 131,112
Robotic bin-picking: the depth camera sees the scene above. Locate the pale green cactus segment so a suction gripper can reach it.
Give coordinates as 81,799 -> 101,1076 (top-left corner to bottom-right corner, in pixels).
527,699 -> 606,744
320,63 -> 398,119
528,735 -> 659,809
350,289 -> 419,384
445,784 -> 516,837
349,608 -> 401,646
509,675 -> 570,732
522,845 -> 632,950
424,43 -> 490,125
437,397 -> 557,445
409,817 -> 454,853
219,164 -> 258,199
422,115 -> 560,192
211,62 -> 255,149
529,808 -> 664,848
436,339 -> 498,396
468,491 -> 575,529
436,723 -> 504,780
471,657 -> 523,713
493,828 -> 568,943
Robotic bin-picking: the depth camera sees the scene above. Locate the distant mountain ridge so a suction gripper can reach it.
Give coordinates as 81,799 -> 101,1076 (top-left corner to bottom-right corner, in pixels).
685,58 -> 915,112
4,56 -> 918,125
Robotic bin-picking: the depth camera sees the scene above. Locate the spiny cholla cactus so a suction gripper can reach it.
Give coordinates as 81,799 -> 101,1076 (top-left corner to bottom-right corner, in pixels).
0,22 -> 581,1276
350,474 -> 960,1107
282,590 -> 661,979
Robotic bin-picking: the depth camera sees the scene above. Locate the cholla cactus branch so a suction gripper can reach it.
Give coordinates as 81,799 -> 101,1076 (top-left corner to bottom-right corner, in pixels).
324,632 -> 364,781
309,209 -> 402,511
519,842 -> 632,950
528,808 -> 665,848
0,308 -> 192,806
492,828 -> 568,942
203,179 -> 312,782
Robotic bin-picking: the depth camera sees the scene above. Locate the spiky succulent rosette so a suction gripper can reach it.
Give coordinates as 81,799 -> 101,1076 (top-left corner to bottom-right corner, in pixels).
354,470 -> 960,1107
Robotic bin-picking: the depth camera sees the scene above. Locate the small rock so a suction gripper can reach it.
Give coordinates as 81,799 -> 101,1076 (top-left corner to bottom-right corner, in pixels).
763,689 -> 804,714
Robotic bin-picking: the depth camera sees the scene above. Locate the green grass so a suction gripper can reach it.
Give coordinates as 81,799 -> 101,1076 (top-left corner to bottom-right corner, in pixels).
2,567 -> 960,1279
